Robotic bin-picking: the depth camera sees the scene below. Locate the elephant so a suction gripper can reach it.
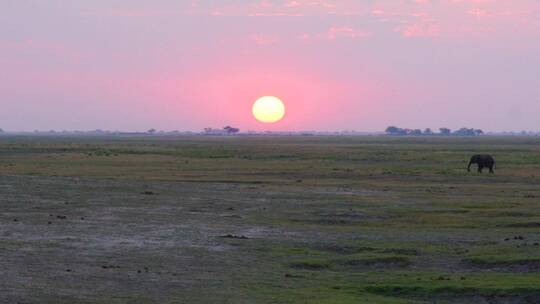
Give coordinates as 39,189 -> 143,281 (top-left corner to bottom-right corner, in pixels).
468,154 -> 495,173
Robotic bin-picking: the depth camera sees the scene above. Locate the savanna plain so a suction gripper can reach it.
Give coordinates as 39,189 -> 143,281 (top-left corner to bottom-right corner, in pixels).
1,135 -> 540,304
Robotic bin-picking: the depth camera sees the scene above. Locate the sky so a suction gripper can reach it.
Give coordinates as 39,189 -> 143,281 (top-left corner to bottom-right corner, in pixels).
1,0 -> 539,132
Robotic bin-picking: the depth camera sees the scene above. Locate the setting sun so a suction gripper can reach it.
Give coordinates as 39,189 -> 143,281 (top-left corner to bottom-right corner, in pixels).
252,96 -> 286,123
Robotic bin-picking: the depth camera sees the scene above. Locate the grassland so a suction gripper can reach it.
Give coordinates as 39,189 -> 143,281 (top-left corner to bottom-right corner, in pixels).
1,135 -> 539,303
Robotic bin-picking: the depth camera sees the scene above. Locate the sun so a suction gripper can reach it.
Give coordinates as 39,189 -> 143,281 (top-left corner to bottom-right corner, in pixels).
252,96 -> 286,123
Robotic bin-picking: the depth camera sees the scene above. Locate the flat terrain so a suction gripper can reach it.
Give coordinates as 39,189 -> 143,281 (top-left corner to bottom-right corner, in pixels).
1,135 -> 540,303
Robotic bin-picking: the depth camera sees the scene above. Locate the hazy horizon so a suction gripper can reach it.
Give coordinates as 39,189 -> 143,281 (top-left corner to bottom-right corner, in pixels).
2,1 -> 539,132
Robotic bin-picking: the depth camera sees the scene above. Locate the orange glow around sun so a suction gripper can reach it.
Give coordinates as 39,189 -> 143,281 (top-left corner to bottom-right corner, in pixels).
252,96 -> 286,123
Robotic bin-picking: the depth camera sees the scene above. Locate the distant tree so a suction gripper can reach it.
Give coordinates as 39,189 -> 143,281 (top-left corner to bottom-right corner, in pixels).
423,128 -> 434,135
385,126 -> 400,134
223,126 -> 240,134
451,128 -> 482,136
0,128 -> 4,133
453,128 -> 481,136
385,126 -> 408,135
410,129 -> 423,136
453,128 -> 469,136
439,128 -> 451,136
147,128 -> 156,135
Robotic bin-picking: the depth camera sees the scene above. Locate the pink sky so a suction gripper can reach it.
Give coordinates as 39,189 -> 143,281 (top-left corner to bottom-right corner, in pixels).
1,0 -> 539,132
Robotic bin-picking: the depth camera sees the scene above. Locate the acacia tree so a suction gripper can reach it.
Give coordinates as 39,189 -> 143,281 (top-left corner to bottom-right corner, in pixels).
385,126 -> 408,135
453,128 -> 473,136
385,126 -> 400,134
223,126 -> 240,134
439,128 -> 451,135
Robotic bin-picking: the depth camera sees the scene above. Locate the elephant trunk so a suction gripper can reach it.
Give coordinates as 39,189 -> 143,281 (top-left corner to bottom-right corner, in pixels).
467,161 -> 473,172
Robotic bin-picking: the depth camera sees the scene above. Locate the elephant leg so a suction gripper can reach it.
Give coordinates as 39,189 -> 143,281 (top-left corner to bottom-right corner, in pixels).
489,166 -> 494,174
478,166 -> 483,173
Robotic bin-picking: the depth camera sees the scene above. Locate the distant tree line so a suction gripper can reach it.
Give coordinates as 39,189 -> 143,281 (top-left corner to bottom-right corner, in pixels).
385,126 -> 483,136
203,126 -> 240,135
